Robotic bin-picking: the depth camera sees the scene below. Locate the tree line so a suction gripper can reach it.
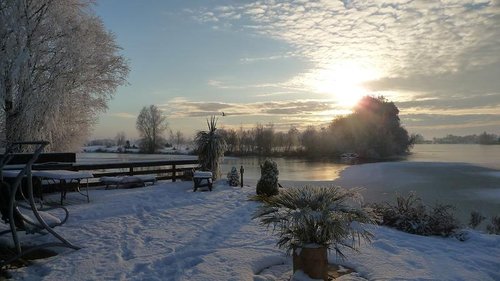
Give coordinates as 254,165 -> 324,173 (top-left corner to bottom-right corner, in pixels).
217,96 -> 413,159
430,132 -> 500,145
91,97 -> 413,159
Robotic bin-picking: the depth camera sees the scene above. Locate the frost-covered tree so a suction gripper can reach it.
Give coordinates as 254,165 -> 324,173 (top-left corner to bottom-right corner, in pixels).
227,166 -> 240,187
256,159 -> 279,196
136,105 -> 168,153
0,0 -> 129,151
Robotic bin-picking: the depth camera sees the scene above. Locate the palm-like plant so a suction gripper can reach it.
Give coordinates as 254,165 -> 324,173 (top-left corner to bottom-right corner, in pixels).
194,116 -> 227,180
253,185 -> 374,259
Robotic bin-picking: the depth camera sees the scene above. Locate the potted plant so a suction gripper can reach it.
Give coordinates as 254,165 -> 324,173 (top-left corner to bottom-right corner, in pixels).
253,186 -> 374,280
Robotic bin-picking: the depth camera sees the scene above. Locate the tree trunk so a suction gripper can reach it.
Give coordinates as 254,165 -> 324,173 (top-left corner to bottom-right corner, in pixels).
293,246 -> 328,281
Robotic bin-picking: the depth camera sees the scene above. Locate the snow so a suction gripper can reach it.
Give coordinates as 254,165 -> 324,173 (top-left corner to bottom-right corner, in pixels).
5,177 -> 500,280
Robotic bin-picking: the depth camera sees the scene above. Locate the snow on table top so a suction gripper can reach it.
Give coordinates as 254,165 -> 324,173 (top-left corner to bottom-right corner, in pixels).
1,169 -> 22,178
2,169 -> 93,181
10,179 -> 500,281
32,170 -> 93,180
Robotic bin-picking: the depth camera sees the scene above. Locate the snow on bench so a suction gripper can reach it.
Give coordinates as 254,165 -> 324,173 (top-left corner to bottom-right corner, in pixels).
193,171 -> 213,192
100,174 -> 157,189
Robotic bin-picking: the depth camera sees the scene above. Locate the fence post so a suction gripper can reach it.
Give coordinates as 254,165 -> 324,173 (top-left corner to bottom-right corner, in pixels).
129,167 -> 134,176
240,165 -> 244,187
172,164 -> 176,182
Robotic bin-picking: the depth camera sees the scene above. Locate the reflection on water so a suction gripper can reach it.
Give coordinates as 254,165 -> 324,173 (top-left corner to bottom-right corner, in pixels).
222,157 -> 348,181
77,144 -> 500,181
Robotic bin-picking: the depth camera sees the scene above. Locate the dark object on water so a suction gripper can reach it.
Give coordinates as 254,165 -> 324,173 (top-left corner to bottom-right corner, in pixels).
340,152 -> 359,159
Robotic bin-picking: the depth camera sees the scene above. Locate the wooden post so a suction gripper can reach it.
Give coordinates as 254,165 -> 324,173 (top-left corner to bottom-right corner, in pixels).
129,167 -> 134,176
240,165 -> 244,187
172,164 -> 176,182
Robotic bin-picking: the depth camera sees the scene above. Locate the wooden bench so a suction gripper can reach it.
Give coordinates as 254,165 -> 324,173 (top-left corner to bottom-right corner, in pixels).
193,171 -> 213,192
100,174 -> 157,189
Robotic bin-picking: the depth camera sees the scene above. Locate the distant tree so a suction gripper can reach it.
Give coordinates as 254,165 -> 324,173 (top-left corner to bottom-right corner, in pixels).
136,105 -> 168,153
410,133 -> 426,144
225,129 -> 239,153
194,116 -> 227,179
329,96 -> 412,158
285,126 -> 300,153
273,131 -> 286,153
115,132 -> 126,146
175,130 -> 185,149
478,132 -> 497,145
301,126 -> 319,155
0,0 -> 129,151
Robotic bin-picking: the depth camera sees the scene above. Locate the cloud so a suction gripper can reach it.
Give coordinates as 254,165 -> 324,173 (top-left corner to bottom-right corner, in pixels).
401,113 -> 500,135
365,62 -> 500,97
194,1 -> 499,90
161,98 -> 344,119
108,112 -> 136,119
239,53 -> 296,63
188,1 -> 500,136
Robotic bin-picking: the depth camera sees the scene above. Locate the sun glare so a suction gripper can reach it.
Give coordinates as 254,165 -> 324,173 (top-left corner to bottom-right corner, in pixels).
310,61 -> 380,108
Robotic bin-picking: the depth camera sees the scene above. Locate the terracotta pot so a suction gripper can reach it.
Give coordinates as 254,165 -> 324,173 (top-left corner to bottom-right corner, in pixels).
293,245 -> 328,280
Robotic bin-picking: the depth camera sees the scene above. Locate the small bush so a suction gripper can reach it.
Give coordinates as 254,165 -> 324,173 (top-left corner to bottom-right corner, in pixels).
486,215 -> 500,235
468,211 -> 486,229
256,159 -> 279,197
428,203 -> 459,237
371,192 -> 459,237
227,166 -> 240,187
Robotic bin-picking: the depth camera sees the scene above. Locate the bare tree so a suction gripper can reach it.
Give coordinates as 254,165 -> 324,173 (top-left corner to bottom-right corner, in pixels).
175,130 -> 185,149
0,0 -> 129,151
136,105 -> 168,153
115,132 -> 126,146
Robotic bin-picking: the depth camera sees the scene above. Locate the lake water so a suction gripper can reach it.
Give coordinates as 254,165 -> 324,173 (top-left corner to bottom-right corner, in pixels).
77,144 -> 500,180
77,144 -> 500,222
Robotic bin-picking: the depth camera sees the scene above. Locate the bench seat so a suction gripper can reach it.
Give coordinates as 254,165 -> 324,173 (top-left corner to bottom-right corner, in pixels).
100,175 -> 157,189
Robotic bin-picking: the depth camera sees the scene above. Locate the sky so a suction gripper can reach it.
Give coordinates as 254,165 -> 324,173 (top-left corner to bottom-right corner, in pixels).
92,0 -> 500,140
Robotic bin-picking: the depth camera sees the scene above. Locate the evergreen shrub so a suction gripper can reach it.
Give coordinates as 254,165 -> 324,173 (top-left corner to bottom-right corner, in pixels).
227,166 -> 240,187
256,159 -> 279,196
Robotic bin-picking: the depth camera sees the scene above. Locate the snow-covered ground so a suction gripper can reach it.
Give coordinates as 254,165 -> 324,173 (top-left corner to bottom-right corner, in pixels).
4,177 -> 499,281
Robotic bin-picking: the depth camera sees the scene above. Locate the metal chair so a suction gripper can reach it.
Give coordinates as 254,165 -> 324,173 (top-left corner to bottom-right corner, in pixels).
0,141 -> 79,267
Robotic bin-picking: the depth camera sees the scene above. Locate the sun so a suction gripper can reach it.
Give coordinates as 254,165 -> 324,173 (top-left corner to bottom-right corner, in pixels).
310,60 -> 380,107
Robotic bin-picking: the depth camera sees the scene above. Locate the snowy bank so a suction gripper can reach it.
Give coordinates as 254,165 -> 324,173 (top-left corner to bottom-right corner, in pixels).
5,179 -> 500,280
